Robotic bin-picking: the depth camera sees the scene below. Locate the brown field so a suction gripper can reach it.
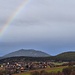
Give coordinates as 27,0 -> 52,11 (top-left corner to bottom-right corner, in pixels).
13,66 -> 67,75
0,67 -> 5,70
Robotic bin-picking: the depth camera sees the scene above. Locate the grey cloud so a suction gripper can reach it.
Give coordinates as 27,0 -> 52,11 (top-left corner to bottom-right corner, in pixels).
0,0 -> 75,55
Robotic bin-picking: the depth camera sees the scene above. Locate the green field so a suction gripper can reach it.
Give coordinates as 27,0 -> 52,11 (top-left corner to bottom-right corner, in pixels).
13,66 -> 67,75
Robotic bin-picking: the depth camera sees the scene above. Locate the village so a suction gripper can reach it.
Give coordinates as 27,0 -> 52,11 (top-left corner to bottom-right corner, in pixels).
0,61 -> 56,75
1,58 -> 75,75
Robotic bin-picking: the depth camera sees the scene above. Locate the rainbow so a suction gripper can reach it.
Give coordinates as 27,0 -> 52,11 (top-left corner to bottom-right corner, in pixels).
0,0 -> 30,37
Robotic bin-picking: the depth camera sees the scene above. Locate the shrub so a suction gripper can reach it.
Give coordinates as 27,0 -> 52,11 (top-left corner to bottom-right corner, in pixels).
62,67 -> 72,75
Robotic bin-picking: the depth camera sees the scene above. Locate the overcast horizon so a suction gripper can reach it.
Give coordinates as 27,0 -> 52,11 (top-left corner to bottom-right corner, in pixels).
0,0 -> 75,56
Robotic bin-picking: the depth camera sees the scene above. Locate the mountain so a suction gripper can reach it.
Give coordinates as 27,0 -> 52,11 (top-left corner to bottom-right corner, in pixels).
1,51 -> 75,63
0,57 -> 1,59
3,49 -> 50,58
55,51 -> 75,61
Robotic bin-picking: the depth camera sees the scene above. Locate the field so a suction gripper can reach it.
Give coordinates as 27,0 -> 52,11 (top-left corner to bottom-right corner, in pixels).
13,66 -> 67,75
0,67 -> 5,71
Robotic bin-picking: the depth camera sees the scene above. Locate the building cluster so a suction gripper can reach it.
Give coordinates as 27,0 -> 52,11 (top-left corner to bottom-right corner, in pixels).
0,61 -> 55,74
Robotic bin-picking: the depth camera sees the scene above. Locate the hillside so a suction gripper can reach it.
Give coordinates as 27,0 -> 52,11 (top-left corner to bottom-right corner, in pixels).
55,51 -> 75,61
3,49 -> 50,58
1,51 -> 75,63
0,57 -> 2,59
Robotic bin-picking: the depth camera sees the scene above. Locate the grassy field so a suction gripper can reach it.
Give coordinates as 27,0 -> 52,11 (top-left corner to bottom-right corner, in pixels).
13,66 -> 67,75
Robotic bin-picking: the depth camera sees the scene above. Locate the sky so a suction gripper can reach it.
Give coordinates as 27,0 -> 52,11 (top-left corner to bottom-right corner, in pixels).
0,0 -> 75,56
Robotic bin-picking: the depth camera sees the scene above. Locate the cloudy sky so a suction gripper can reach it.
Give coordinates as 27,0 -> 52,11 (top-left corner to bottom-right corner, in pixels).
0,0 -> 75,56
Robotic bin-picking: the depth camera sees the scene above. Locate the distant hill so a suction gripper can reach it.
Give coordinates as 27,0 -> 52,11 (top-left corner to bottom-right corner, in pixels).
3,49 -> 50,58
0,57 -> 1,59
1,51 -> 75,63
55,51 -> 75,61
